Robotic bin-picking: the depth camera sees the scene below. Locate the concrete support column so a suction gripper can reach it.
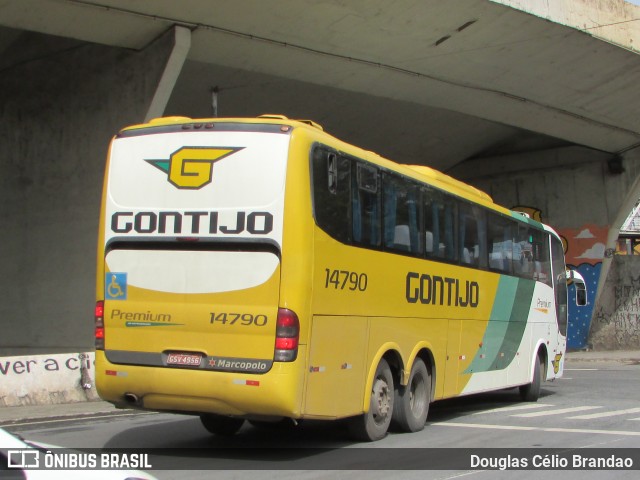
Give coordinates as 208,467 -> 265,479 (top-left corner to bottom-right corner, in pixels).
145,26 -> 191,122
0,26 -> 186,355
596,148 -> 640,301
597,163 -> 640,304
589,256 -> 640,349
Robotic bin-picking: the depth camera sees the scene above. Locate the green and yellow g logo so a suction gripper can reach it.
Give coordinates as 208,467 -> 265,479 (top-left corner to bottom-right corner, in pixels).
145,146 -> 244,189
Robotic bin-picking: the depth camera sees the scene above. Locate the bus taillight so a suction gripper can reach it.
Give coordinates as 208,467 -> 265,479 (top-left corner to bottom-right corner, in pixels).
274,308 -> 299,362
95,300 -> 105,350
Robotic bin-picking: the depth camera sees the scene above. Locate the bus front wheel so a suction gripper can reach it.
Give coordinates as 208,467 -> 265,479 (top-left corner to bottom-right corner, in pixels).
520,353 -> 544,402
348,358 -> 394,442
200,413 -> 245,436
392,358 -> 430,432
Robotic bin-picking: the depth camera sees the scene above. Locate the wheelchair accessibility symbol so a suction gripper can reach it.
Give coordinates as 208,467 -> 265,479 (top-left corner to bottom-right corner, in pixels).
106,273 -> 127,300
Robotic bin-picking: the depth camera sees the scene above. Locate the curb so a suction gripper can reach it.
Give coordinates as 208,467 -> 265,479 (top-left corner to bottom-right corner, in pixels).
0,402 -> 152,427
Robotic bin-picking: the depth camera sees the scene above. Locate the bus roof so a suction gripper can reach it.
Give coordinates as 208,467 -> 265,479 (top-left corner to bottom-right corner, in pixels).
118,114 -> 547,231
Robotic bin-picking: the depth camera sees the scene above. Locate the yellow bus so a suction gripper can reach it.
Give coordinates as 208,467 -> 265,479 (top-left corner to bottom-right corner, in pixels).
95,114 -> 586,441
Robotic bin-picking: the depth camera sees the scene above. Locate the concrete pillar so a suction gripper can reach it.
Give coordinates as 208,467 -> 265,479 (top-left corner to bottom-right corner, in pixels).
589,255 -> 640,350
145,26 -> 191,122
0,26 -> 188,355
596,148 -> 640,302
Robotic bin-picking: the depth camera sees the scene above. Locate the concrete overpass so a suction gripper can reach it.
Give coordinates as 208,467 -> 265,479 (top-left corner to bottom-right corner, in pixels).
1,0 -> 640,358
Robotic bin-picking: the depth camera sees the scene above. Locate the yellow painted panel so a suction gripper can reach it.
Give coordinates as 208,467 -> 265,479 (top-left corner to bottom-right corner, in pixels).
304,316 -> 368,417
443,320 -> 461,398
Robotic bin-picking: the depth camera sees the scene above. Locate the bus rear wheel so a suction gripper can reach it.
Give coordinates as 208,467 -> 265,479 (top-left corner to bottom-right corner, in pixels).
200,414 -> 245,436
520,353 -> 544,402
348,358 -> 394,442
392,358 -> 430,432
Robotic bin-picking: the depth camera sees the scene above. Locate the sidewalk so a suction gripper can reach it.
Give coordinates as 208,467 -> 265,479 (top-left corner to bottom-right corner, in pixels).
0,399 -> 127,426
565,349 -> 640,363
1,350 -> 638,426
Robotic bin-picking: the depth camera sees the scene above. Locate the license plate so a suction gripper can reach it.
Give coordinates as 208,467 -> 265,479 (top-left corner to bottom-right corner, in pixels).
166,353 -> 202,366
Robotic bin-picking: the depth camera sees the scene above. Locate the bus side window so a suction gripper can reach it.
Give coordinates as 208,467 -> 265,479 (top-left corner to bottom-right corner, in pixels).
515,225 -> 534,277
530,229 -> 552,286
311,148 -> 351,243
352,163 -> 381,247
423,187 -> 457,262
459,203 -> 485,268
383,173 -> 421,255
488,213 -> 513,274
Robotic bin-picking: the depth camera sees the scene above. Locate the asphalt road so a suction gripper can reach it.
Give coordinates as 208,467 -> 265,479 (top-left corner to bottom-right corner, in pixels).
4,358 -> 640,479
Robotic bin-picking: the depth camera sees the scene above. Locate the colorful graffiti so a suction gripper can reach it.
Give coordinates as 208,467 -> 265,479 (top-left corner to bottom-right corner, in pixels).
513,207 -> 604,349
557,224 -> 607,349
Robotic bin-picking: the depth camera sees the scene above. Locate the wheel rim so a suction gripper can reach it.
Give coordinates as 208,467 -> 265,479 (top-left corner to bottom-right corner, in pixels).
372,376 -> 391,426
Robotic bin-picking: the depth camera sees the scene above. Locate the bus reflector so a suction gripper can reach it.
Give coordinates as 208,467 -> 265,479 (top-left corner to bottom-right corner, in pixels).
95,300 -> 105,350
274,308 -> 299,362
233,379 -> 260,386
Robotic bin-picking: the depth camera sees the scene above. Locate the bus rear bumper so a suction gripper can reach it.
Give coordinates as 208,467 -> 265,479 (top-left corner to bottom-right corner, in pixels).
95,349 -> 305,418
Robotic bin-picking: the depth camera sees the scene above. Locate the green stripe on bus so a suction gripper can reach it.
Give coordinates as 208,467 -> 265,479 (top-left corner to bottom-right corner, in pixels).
510,211 -> 543,228
488,278 -> 535,370
464,276 -> 535,373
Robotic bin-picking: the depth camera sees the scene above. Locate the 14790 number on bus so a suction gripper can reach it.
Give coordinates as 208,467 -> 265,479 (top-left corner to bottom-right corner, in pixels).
324,268 -> 368,291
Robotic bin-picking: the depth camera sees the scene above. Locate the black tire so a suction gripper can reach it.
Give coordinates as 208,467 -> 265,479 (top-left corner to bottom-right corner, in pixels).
520,353 -> 544,402
392,358 -> 430,432
347,358 -> 394,442
200,413 -> 245,436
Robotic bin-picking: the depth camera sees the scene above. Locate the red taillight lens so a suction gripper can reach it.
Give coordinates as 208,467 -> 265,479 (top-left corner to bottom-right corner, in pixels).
95,301 -> 104,318
95,300 -> 105,350
274,308 -> 299,362
275,337 -> 298,350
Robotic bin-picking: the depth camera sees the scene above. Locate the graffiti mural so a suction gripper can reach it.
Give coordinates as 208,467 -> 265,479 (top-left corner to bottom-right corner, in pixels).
513,206 -> 604,349
590,259 -> 640,350
557,224 -> 607,349
605,278 -> 640,347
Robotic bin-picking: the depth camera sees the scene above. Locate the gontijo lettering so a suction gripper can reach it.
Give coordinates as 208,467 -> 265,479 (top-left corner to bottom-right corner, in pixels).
110,210 -> 273,235
405,271 -> 479,307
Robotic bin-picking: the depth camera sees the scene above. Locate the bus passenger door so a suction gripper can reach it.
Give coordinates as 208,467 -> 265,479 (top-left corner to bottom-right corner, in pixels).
551,236 -> 568,341
550,236 -> 568,374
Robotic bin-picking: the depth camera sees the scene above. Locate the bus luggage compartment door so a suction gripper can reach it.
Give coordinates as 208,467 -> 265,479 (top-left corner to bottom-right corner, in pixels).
303,315 -> 368,417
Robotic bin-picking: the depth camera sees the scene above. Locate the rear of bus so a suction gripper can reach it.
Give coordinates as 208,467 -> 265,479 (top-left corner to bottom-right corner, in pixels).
95,116 -> 307,421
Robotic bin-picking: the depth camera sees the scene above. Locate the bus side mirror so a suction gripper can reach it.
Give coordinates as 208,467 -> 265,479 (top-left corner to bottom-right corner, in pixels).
567,269 -> 588,306
576,284 -> 587,306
